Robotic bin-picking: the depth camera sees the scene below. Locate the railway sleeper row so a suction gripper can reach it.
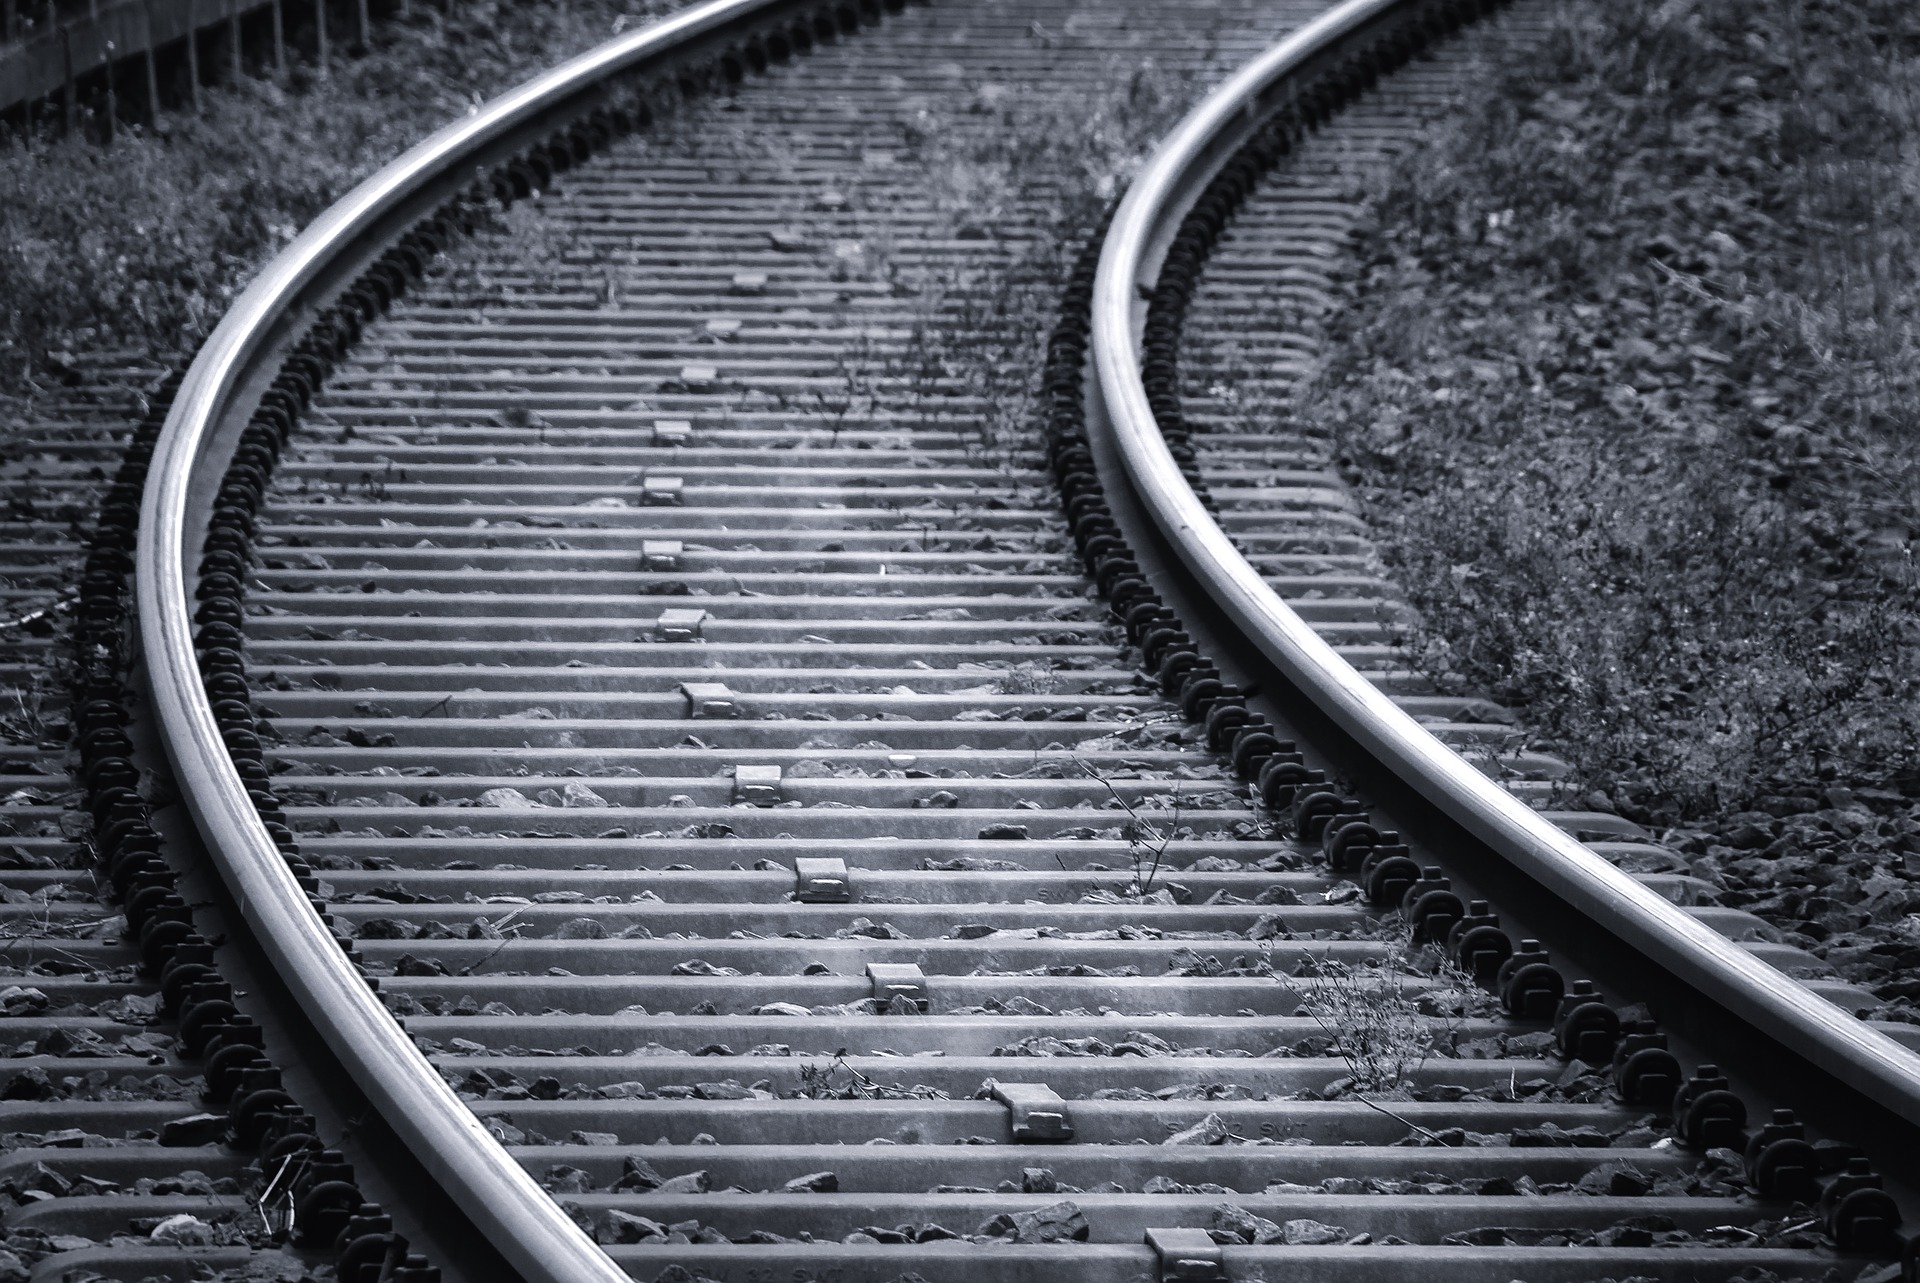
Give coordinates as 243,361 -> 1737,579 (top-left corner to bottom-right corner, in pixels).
22,0 -> 1917,1278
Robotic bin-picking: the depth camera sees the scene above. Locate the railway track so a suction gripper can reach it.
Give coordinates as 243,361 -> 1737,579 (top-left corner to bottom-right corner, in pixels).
1102,0 -> 1920,1059
1142,35 -> 1919,1037
5,0 -> 1917,1279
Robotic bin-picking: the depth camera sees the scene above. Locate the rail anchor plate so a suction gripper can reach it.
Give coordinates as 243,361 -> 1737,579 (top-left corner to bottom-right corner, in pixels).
1145,1227 -> 1227,1282
734,764 -> 783,805
990,1081 -> 1072,1142
679,680 -> 737,717
794,856 -> 850,902
641,539 -> 683,570
866,961 -> 928,1013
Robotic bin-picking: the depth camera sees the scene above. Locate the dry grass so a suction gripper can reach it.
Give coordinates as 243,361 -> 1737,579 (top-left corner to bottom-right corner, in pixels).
1297,0 -> 1920,823
1295,944 -> 1485,1095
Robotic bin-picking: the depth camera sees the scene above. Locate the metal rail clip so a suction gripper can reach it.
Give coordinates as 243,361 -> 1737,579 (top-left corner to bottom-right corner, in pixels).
1145,1227 -> 1228,1283
654,609 -> 707,643
734,764 -> 782,806
794,856 -> 850,903
641,539 -> 682,570
990,1081 -> 1072,1142
640,475 -> 683,506
678,681 -> 737,718
866,962 -> 928,1013
652,419 -> 693,445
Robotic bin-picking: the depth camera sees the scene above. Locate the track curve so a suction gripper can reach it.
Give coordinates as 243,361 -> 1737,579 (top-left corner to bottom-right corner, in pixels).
1090,0 -> 1920,1119
100,0 -> 1920,1279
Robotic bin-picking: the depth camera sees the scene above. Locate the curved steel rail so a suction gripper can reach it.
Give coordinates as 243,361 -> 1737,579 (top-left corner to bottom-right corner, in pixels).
1090,0 -> 1920,1123
136,4 -> 798,1280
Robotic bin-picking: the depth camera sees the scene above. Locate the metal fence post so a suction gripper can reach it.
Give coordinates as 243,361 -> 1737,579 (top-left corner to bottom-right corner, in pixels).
104,38 -> 117,140
140,0 -> 159,119
59,24 -> 73,135
184,10 -> 199,111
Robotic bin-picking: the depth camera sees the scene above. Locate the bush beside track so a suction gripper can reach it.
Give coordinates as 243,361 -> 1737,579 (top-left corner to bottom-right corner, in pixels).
1297,0 -> 1920,1014
0,0 -> 687,414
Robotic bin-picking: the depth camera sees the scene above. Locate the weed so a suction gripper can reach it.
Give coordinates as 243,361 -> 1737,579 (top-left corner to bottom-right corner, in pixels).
851,50 -> 1210,467
993,665 -> 1059,696
1070,756 -> 1180,895
0,674 -> 63,747
795,1051 -> 947,1101
353,460 -> 400,502
1293,943 -> 1477,1095
438,195 -> 583,304
808,336 -> 880,445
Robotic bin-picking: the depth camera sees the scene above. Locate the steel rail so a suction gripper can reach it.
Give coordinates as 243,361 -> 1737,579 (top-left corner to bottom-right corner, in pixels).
1090,0 -> 1920,1123
135,4 -> 798,1279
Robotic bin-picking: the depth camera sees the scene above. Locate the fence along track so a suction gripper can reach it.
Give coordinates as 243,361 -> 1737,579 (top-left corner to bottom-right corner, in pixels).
140,0 -> 1913,1282
3,0 -> 379,131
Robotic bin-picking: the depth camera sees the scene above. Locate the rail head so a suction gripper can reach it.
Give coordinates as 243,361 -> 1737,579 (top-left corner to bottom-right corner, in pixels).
135,4 -> 810,1280
1089,0 -> 1920,1123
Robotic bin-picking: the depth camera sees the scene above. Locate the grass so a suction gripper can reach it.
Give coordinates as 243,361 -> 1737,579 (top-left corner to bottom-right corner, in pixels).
1071,757 -> 1179,896
1294,943 -> 1484,1097
858,48 -> 1212,464
1297,0 -> 1920,825
0,0 -> 687,413
1297,951 -> 1431,1094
